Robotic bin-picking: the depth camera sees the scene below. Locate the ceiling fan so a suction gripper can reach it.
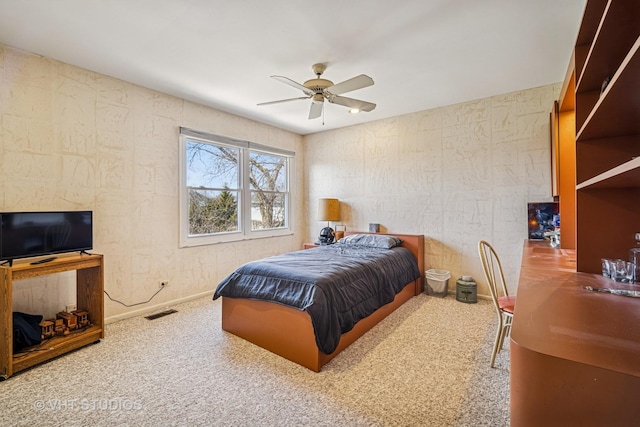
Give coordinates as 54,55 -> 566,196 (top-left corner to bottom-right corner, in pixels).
258,63 -> 376,120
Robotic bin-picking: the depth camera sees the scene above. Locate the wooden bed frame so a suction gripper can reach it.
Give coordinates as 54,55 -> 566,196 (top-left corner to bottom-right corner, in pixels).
220,232 -> 425,372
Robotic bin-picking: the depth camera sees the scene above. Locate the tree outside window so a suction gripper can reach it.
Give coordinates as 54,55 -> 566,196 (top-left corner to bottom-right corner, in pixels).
250,151 -> 286,230
186,142 -> 240,235
181,132 -> 292,245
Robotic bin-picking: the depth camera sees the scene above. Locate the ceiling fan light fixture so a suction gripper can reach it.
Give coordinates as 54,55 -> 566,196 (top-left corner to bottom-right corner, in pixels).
259,63 -> 375,121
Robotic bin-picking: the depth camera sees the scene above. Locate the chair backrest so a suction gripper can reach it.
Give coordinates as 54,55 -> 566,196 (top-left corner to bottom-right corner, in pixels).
478,240 -> 509,308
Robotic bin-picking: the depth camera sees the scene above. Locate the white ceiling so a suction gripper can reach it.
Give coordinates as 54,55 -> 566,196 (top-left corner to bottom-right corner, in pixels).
0,0 -> 586,135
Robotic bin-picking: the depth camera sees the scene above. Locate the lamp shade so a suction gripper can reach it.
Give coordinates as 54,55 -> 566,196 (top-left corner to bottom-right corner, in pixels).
317,198 -> 340,221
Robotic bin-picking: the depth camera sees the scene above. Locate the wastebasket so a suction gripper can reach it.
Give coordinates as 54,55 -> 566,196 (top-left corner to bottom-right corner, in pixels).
456,276 -> 477,303
425,269 -> 450,297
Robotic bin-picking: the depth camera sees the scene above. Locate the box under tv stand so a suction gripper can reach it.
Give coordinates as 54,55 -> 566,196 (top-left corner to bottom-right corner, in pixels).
0,253 -> 104,380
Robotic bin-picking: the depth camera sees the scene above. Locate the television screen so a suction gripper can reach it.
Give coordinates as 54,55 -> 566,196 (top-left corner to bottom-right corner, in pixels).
0,211 -> 93,263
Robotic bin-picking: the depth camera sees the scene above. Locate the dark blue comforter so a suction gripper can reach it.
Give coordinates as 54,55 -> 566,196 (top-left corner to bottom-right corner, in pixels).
213,245 -> 420,354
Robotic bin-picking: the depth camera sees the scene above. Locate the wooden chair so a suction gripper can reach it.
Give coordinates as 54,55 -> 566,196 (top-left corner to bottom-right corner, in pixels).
478,240 -> 516,368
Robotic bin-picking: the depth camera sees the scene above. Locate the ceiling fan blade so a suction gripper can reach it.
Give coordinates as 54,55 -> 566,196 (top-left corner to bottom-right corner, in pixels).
325,74 -> 374,95
271,75 -> 315,96
329,95 -> 376,112
309,100 -> 323,119
257,96 -> 310,106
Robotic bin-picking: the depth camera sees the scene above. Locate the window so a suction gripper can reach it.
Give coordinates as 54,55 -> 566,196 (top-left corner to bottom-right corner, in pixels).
179,127 -> 294,246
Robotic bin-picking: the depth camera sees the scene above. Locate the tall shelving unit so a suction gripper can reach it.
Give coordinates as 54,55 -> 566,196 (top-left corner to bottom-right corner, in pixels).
573,0 -> 640,273
512,3 -> 640,423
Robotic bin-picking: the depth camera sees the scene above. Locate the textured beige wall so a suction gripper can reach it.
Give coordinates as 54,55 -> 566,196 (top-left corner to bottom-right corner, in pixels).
1,42 -> 560,318
0,45 -> 305,321
304,84 -> 561,297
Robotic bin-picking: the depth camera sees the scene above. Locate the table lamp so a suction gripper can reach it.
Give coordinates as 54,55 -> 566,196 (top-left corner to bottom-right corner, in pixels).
317,198 -> 340,244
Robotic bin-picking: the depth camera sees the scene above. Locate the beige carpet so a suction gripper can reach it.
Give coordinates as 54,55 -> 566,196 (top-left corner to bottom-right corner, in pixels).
0,294 -> 510,426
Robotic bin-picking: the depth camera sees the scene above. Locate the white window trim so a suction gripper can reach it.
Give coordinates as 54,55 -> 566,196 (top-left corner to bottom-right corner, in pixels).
179,127 -> 294,247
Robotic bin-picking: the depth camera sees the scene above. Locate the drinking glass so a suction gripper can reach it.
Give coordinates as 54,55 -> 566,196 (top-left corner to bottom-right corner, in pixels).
601,258 -> 612,278
624,261 -> 635,283
611,259 -> 627,282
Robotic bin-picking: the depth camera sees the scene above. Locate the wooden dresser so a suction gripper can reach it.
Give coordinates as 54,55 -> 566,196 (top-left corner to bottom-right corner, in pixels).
510,241 -> 640,426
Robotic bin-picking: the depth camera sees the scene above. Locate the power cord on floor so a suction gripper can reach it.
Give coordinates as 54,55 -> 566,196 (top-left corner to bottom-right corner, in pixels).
104,284 -> 166,307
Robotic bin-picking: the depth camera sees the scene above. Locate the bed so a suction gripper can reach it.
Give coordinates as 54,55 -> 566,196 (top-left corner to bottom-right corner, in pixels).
213,232 -> 425,371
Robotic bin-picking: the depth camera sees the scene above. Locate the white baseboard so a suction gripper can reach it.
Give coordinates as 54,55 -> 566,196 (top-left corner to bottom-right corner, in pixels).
106,289 -> 489,324
447,289 -> 491,301
104,290 -> 214,324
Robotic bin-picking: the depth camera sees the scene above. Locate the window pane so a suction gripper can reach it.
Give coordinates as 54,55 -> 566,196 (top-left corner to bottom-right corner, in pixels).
180,130 -> 292,246
249,151 -> 286,191
186,140 -> 239,189
251,192 -> 285,230
188,188 -> 239,235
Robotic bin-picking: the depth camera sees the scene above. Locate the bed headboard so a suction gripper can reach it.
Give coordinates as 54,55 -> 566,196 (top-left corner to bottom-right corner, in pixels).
343,231 -> 425,295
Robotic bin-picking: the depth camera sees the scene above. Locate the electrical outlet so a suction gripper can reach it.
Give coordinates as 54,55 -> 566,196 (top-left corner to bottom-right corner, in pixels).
66,304 -> 77,313
160,281 -> 169,288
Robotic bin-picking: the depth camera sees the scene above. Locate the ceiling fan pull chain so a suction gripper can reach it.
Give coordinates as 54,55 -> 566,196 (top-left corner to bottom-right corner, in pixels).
322,101 -> 325,125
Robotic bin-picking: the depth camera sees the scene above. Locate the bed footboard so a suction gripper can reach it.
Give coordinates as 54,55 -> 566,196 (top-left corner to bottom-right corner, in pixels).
221,279 -> 417,372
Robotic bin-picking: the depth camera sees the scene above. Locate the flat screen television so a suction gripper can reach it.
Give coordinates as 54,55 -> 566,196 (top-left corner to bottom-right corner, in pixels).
0,211 -> 93,266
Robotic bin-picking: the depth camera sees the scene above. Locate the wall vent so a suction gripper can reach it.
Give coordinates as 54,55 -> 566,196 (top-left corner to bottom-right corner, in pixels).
145,309 -> 177,320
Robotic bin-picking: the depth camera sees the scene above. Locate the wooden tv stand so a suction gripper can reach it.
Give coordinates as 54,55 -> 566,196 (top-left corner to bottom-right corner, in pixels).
0,253 -> 104,380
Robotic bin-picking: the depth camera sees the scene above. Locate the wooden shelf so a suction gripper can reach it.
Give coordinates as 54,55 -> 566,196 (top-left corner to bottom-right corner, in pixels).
0,253 -> 104,380
576,0 -> 640,93
577,156 -> 640,189
575,0 -> 608,46
577,37 -> 640,140
8,255 -> 103,279
574,0 -> 608,76
12,326 -> 102,373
